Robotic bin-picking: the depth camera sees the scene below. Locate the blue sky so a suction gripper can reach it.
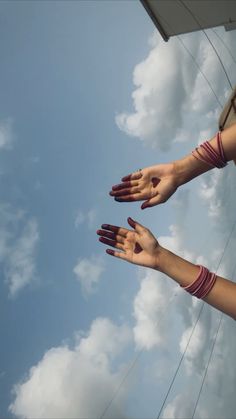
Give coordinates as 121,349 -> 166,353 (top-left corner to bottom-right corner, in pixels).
0,1 -> 236,418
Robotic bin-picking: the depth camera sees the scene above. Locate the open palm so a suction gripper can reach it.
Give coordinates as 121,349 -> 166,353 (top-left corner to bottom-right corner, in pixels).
97,217 -> 160,269
109,163 -> 178,209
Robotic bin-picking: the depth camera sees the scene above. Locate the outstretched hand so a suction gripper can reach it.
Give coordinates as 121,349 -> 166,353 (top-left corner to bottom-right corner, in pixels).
109,163 -> 178,209
97,217 -> 161,269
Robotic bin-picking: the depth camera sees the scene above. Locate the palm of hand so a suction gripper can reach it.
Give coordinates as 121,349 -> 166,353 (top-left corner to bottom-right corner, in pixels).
110,162 -> 177,208
97,218 -> 160,269
124,229 -> 159,268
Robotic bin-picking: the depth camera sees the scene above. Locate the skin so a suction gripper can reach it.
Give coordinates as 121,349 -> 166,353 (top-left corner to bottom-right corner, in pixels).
109,124 -> 236,208
97,123 -> 236,320
97,218 -> 236,320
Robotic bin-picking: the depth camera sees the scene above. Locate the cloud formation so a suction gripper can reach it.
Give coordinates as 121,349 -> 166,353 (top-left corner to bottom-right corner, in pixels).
73,255 -> 105,296
75,208 -> 97,230
0,204 -> 39,297
0,118 -> 14,150
115,29 -> 235,150
9,317 -> 132,419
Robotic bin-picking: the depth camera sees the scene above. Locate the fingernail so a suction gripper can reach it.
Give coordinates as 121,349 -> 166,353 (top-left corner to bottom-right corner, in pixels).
109,191 -> 114,196
106,249 -> 114,255
115,197 -> 121,202
101,224 -> 109,229
128,217 -> 135,227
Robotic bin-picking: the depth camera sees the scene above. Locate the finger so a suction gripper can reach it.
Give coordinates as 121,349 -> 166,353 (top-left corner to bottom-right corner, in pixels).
114,193 -> 142,202
98,236 -> 124,250
110,187 -> 141,197
127,217 -> 146,234
121,171 -> 143,182
101,224 -> 129,237
111,180 -> 139,191
96,229 -> 125,244
141,194 -> 163,209
106,248 -> 129,261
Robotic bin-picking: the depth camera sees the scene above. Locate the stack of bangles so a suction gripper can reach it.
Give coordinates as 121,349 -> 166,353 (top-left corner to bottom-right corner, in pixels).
181,265 -> 217,299
192,131 -> 227,168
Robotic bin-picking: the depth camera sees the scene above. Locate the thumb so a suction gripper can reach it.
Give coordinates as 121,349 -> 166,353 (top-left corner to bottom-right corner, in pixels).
141,194 -> 163,209
127,217 -> 145,234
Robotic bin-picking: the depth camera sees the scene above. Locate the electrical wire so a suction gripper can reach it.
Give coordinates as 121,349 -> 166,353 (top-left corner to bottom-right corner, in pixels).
179,0 -> 233,90
156,11 -> 223,109
210,28 -> 236,66
176,35 -> 223,109
156,216 -> 236,419
100,9 -> 235,417
191,260 -> 236,418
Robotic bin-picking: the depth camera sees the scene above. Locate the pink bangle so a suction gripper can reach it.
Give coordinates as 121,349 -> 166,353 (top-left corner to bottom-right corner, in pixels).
181,265 -> 217,299
192,131 -> 227,169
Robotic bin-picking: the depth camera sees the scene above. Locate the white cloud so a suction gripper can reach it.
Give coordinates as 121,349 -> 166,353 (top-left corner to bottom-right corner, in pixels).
73,255 -> 105,296
115,29 -> 235,150
0,118 -> 14,150
9,317 -> 132,419
75,208 -> 97,230
132,269 -> 173,350
6,218 -> 39,297
162,393 -> 196,419
132,223 -> 198,351
0,203 -> 39,297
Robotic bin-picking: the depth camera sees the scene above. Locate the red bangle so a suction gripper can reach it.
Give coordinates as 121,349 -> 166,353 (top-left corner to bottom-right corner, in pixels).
192,131 -> 227,169
181,265 -> 217,299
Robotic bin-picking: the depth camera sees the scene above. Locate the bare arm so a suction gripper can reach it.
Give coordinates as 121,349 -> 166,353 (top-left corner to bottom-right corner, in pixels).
110,124 -> 236,209
97,218 -> 236,320
174,123 -> 236,185
158,247 -> 236,320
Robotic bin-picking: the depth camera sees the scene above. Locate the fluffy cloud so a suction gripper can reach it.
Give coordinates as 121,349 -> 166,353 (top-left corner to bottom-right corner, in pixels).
0,203 -> 39,297
115,28 -> 235,150
133,269 -> 173,350
0,118 -> 14,150
9,317 -> 132,419
73,255 -> 105,296
132,222 -> 200,351
158,151 -> 236,417
75,208 -> 97,230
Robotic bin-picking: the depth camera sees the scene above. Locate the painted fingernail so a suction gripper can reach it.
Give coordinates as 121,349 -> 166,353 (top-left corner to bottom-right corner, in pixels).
115,197 -> 122,202
106,249 -> 114,255
101,224 -> 109,229
128,217 -> 135,227
109,191 -> 114,196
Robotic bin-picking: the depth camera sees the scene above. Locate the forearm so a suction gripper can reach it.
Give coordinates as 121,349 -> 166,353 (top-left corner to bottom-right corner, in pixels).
156,247 -> 236,320
174,123 -> 236,186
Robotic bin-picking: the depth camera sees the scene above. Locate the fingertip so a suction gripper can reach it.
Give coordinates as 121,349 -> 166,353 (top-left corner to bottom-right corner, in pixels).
127,217 -> 135,228
106,249 -> 114,256
101,224 -> 109,229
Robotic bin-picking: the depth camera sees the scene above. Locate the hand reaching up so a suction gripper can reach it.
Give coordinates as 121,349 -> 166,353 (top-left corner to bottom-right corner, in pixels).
97,217 -> 161,269
109,163 -> 178,209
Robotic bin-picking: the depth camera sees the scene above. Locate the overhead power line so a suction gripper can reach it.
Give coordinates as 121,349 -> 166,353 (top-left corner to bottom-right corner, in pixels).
179,0 -> 233,90
156,217 -> 236,419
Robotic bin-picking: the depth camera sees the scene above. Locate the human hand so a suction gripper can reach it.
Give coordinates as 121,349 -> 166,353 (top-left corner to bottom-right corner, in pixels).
109,163 -> 178,209
97,217 -> 162,269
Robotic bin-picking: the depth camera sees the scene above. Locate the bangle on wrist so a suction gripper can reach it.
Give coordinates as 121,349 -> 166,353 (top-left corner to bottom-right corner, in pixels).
181,265 -> 217,299
192,131 -> 227,169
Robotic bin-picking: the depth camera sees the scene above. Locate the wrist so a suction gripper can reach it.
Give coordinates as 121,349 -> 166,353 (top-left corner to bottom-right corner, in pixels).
153,246 -> 169,272
173,153 -> 212,187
